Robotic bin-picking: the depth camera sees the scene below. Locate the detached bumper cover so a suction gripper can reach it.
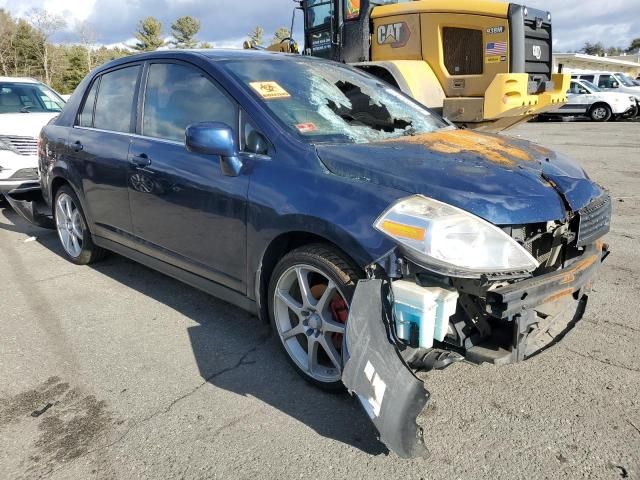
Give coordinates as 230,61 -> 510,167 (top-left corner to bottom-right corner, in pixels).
342,279 -> 429,459
4,188 -> 55,229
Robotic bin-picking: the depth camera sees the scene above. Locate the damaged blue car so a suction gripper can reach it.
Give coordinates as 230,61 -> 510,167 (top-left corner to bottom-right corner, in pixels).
7,50 -> 610,458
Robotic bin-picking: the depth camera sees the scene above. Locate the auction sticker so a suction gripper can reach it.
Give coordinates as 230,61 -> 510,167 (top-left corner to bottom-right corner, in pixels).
296,122 -> 317,133
249,81 -> 291,100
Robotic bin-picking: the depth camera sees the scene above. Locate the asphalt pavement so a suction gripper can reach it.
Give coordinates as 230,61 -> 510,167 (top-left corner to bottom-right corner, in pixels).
1,121 -> 639,479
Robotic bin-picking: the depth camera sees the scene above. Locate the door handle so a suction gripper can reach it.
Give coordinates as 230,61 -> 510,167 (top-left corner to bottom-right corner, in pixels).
130,153 -> 151,168
73,140 -> 83,152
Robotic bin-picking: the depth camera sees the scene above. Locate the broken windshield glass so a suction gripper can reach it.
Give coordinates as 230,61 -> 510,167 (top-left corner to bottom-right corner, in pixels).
224,57 -> 446,144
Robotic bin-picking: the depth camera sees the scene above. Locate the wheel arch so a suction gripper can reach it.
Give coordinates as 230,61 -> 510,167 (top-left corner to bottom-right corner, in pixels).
254,230 -> 366,323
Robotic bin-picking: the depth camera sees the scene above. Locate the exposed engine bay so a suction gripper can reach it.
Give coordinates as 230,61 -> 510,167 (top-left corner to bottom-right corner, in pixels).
342,194 -> 611,458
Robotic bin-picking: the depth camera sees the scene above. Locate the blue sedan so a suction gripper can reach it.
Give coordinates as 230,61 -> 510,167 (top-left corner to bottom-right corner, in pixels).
7,49 -> 610,457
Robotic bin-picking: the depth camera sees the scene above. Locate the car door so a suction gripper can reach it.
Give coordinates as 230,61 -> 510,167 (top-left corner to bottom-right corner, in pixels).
127,60 -> 249,293
70,64 -> 142,241
561,81 -> 588,114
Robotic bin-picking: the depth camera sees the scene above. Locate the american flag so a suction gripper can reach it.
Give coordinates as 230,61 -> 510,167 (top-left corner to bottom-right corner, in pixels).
486,41 -> 507,55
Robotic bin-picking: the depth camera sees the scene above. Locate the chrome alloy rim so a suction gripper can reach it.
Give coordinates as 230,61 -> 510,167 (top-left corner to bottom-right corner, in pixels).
55,193 -> 84,258
273,264 -> 348,383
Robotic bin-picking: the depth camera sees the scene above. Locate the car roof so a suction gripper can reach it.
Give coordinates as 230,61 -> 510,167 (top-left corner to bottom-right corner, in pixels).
95,48 -> 325,72
0,76 -> 41,83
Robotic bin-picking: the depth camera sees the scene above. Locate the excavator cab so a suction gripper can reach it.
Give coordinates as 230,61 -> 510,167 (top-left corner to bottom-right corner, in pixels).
301,0 -> 569,131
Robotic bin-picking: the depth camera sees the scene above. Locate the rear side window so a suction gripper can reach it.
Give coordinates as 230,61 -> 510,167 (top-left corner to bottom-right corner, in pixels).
442,27 -> 483,76
142,63 -> 236,143
78,79 -> 99,127
580,75 -> 594,82
94,66 -> 140,133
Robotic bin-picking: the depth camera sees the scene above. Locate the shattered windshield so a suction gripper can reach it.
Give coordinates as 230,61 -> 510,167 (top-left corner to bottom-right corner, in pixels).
224,58 -> 446,144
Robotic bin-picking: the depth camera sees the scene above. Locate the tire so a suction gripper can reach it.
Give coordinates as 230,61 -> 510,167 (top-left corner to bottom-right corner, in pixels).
54,185 -> 106,265
589,104 -> 612,122
268,244 -> 362,391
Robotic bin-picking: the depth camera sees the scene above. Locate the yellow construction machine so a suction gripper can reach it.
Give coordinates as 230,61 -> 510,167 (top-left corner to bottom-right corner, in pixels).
277,0 -> 570,131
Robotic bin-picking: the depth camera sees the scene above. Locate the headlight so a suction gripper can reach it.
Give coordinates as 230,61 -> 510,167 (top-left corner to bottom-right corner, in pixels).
374,195 -> 539,278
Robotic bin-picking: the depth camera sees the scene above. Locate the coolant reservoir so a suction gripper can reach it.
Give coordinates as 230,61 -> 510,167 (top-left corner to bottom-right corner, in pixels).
392,280 -> 459,349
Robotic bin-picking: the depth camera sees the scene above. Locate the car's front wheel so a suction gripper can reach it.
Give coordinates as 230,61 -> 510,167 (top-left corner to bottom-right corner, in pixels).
589,104 -> 612,122
54,185 -> 106,265
268,244 -> 362,391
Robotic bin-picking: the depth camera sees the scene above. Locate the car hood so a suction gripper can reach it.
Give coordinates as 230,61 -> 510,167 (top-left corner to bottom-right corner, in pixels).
0,112 -> 58,138
596,91 -> 636,103
316,129 -> 605,225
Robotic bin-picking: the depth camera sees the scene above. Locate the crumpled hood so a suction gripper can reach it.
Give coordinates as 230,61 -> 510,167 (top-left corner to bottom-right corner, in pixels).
0,113 -> 58,138
316,129 -> 605,225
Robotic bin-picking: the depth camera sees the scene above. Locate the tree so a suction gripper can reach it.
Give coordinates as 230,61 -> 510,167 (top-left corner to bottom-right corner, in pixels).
271,27 -> 291,45
628,38 -> 640,54
199,41 -> 213,49
75,20 -> 96,73
606,46 -> 622,56
247,26 -> 264,46
0,9 -> 17,76
28,8 -> 66,85
581,41 -> 605,56
170,16 -> 200,49
132,17 -> 164,51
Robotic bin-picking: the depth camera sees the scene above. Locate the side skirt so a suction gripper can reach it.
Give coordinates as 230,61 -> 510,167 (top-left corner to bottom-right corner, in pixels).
94,236 -> 258,316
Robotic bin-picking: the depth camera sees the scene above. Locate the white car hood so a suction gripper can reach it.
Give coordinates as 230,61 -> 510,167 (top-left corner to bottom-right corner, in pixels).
596,92 -> 635,103
0,112 -> 59,138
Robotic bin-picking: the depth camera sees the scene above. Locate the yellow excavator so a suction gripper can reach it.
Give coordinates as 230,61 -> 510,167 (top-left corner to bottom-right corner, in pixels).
249,0 -> 569,132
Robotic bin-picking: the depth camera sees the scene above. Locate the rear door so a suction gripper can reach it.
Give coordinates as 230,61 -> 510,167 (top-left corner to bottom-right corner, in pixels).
70,64 -> 142,241
127,60 -> 249,293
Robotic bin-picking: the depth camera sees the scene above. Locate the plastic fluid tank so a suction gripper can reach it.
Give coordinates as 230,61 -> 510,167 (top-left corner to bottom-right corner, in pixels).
392,280 -> 459,348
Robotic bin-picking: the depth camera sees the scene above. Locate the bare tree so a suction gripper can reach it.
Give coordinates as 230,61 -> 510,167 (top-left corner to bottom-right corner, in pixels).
75,20 -> 96,73
28,8 -> 66,85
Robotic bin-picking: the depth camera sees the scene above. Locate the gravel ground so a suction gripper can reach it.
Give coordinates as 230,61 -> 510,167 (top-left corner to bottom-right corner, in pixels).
1,122 -> 638,480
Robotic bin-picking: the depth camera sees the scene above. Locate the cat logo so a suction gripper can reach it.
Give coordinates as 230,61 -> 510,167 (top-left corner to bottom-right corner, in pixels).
376,22 -> 409,48
532,44 -> 542,60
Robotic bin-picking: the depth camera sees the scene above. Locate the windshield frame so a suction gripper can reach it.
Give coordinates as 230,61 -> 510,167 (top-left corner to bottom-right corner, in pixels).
0,81 -> 65,114
222,57 -> 449,145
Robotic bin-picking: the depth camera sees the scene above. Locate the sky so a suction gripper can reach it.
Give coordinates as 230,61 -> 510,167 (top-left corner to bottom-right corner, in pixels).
0,0 -> 638,53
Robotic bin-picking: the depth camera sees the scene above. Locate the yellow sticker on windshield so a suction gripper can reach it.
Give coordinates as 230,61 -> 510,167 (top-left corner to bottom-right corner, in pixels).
249,81 -> 291,100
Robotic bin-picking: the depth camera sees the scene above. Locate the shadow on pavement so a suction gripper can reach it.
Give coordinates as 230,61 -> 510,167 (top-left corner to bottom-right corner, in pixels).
0,206 -> 388,456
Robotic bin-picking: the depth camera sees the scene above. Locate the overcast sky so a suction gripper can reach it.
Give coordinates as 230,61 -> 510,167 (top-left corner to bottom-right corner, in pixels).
1,0 -> 638,52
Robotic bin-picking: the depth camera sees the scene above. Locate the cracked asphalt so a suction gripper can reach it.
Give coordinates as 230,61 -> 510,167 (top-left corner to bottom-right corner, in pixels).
1,122 -> 639,479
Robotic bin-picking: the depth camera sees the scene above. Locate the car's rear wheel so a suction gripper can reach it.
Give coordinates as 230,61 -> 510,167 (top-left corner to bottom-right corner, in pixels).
268,244 -> 362,391
54,185 -> 106,265
589,104 -> 612,122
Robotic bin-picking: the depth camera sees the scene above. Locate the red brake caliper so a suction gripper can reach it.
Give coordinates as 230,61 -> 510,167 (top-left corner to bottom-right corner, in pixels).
329,296 -> 348,349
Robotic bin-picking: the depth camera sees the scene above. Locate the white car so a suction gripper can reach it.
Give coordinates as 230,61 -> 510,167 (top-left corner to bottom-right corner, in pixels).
543,79 -> 636,122
571,72 -> 640,117
0,77 -> 65,196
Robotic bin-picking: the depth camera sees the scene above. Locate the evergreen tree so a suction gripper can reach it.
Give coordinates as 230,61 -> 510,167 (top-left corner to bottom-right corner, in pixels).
170,16 -> 200,49
132,17 -> 165,51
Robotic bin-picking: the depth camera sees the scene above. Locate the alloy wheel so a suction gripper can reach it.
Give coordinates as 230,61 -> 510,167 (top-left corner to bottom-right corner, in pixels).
55,193 -> 84,258
273,264 -> 348,383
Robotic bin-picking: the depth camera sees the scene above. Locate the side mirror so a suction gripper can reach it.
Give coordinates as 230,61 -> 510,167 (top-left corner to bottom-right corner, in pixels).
246,130 -> 269,155
610,81 -> 619,88
185,122 -> 243,177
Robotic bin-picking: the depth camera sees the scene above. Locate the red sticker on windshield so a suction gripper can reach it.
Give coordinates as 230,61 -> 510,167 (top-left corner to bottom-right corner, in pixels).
296,122 -> 317,133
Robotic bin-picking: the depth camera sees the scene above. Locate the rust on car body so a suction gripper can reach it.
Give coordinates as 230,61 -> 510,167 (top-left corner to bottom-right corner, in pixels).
384,129 -> 534,165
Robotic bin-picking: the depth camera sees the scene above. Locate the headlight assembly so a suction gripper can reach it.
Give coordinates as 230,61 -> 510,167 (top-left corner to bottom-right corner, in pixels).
374,195 -> 539,278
